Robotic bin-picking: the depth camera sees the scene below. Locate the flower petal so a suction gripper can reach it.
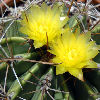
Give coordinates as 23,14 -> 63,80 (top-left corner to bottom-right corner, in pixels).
86,60 -> 97,68
56,65 -> 67,75
68,68 -> 84,81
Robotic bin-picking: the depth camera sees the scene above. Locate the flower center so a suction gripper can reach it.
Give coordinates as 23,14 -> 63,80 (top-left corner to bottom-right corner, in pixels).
68,49 -> 78,60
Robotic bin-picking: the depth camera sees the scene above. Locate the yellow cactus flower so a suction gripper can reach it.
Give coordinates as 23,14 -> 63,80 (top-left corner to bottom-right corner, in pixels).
20,3 -> 68,48
49,28 -> 99,81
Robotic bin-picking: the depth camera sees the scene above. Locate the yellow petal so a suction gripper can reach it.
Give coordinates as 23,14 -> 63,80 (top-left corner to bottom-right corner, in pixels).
34,41 -> 44,49
56,65 -> 67,75
68,68 -> 84,81
86,60 -> 97,68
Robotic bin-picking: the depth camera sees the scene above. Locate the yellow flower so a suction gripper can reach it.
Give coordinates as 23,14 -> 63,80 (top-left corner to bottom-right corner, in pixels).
49,28 -> 99,80
20,3 -> 68,48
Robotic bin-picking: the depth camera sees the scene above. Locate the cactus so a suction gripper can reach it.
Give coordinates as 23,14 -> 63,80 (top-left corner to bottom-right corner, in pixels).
0,0 -> 100,100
